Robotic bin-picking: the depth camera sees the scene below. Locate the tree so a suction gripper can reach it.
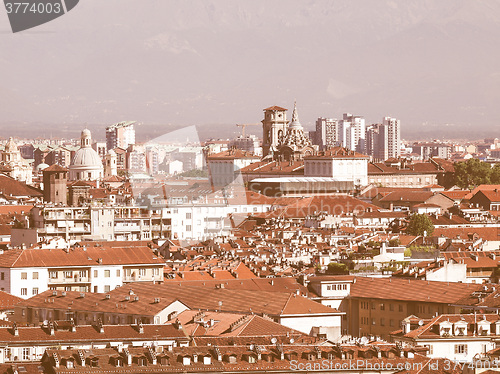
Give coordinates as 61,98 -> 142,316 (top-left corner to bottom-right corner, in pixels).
388,238 -> 401,247
453,158 -> 492,188
326,262 -> 349,275
406,213 -> 434,236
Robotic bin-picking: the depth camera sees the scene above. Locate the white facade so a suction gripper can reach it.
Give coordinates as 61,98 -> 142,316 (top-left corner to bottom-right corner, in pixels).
0,261 -> 164,299
166,200 -> 271,241
339,113 -> 365,153
304,156 -> 368,186
397,315 -> 500,363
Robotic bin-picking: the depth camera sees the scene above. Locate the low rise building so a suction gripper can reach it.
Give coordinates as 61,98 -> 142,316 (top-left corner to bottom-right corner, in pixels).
0,245 -> 164,298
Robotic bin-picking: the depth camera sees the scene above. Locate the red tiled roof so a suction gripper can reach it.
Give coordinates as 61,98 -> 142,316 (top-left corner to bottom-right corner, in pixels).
349,276 -> 481,304
0,290 -> 23,311
379,191 -> 434,203
433,227 -> 500,241
43,164 -> 68,172
0,174 -> 43,197
0,246 -> 164,268
264,105 -> 287,111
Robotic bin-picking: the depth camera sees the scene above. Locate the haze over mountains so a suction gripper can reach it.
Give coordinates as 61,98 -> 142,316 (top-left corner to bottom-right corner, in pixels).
1,0 -> 499,140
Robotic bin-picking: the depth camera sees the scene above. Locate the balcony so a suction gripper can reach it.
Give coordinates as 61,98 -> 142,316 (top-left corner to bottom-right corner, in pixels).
48,277 -> 90,284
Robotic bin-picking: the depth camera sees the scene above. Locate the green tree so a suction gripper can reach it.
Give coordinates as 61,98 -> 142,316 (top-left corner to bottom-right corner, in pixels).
454,158 -> 492,188
388,238 -> 401,247
326,262 -> 349,275
406,213 -> 434,236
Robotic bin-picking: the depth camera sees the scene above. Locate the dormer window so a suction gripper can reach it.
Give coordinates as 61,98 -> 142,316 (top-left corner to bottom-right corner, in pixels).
457,327 -> 465,336
442,327 -> 451,337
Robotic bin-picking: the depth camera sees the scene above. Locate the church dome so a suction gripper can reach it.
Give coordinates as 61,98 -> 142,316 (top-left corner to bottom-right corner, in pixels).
69,129 -> 103,181
71,147 -> 103,168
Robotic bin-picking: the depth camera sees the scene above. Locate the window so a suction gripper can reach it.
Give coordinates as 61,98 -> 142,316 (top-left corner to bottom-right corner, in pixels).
21,272 -> 27,280
399,304 -> 403,312
104,270 -> 110,278
79,270 -> 86,278
104,285 -> 110,292
64,271 -> 72,278
22,348 -> 30,361
139,268 -> 146,276
0,272 -> 3,280
371,303 -> 375,310
32,287 -> 38,295
65,286 -> 71,291
116,269 -> 120,277
424,345 -> 433,355
94,270 -> 98,278
186,213 -> 191,219
371,318 -> 376,325
49,271 -> 57,279
186,225 -> 192,231
21,288 -> 27,296
380,318 -> 385,326
380,303 -> 385,311
389,303 -> 394,311
33,272 -> 38,280
153,268 -> 159,276
454,344 -> 467,354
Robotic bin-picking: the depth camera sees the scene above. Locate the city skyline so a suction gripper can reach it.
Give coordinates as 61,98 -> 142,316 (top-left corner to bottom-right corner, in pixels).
2,0 -> 500,140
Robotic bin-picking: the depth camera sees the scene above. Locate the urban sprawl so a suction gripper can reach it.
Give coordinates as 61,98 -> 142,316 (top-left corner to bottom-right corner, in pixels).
0,104 -> 499,374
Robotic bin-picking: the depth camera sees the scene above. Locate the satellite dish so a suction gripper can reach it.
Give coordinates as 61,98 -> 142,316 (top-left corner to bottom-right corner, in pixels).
360,336 -> 369,345
289,338 -> 295,344
271,337 -> 277,344
249,344 -> 255,350
418,320 -> 424,326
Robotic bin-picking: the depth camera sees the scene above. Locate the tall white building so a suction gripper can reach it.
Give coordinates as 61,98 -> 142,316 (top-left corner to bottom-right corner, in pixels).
365,117 -> 401,161
339,113 -> 365,153
311,117 -> 340,150
365,124 -> 388,161
106,121 -> 136,151
383,116 -> 401,159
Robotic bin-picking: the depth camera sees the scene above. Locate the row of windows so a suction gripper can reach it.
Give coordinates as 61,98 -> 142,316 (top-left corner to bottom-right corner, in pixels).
46,268 -> 159,279
21,272 -> 39,280
326,284 -> 348,291
361,317 -> 397,327
360,301 -> 404,312
20,287 -> 38,296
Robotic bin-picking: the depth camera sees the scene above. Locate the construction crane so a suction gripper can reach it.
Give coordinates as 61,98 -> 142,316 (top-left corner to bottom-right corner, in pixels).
236,123 -> 260,137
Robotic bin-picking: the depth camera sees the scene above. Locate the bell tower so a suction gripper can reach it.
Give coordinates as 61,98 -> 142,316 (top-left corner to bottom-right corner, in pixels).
262,106 -> 288,157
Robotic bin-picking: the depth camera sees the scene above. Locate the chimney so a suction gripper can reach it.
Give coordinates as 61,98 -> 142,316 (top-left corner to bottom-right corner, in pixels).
173,319 -> 183,330
77,350 -> 86,367
123,348 -> 132,366
49,321 -> 55,336
12,322 -> 19,336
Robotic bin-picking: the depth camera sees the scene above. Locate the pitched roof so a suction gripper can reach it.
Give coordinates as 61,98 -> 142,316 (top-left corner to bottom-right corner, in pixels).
264,105 -> 287,111
43,164 -> 68,172
0,174 -> 43,197
0,246 -> 164,268
349,276 -> 481,304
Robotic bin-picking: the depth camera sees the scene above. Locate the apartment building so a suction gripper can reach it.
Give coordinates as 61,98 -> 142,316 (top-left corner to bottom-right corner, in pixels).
392,314 -> 500,363
0,245 -> 164,298
23,205 -> 171,244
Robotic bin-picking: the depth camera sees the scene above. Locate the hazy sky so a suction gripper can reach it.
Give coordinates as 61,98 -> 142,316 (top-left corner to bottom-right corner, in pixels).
1,0 -> 500,139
